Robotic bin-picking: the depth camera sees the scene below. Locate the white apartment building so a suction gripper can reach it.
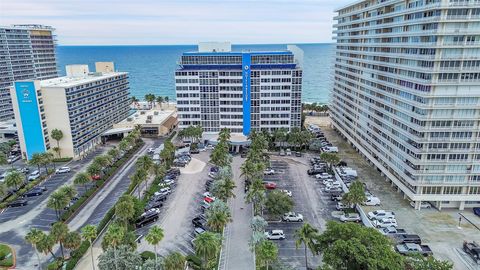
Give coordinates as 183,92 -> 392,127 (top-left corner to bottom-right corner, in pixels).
175,42 -> 303,136
11,62 -> 130,160
331,0 -> 480,209
0,25 -> 58,120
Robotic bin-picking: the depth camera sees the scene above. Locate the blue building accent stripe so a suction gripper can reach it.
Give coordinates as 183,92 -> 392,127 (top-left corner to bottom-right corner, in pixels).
242,53 -> 251,136
14,81 -> 46,159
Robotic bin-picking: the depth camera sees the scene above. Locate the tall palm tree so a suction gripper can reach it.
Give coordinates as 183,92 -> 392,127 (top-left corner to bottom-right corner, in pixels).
206,208 -> 231,233
152,163 -> 166,179
94,155 -> 110,169
25,228 -> 45,269
64,231 -> 81,252
257,240 -> 278,270
131,96 -> 139,109
131,169 -> 147,198
115,195 -> 135,227
59,185 -> 77,201
107,147 -> 120,162
119,140 -> 129,153
320,152 -> 340,171
41,152 -> 55,171
145,225 -> 164,269
103,224 -> 126,270
50,129 -> 63,158
51,222 -> 69,259
212,178 -> 236,202
295,223 -> 319,269
47,190 -> 69,220
273,128 -> 288,148
29,153 -> 43,172
82,224 -> 98,270
74,172 -> 91,195
5,170 -> 24,190
162,251 -> 185,270
156,96 -> 164,108
136,155 -> 153,193
37,234 -> 56,258
0,183 -> 6,198
194,232 -> 222,269
245,179 -> 267,215
87,162 -> 102,179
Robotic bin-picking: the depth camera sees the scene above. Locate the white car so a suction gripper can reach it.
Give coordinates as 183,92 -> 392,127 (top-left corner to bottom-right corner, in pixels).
367,210 -> 395,220
208,172 -> 217,178
286,148 -> 292,156
154,187 -> 171,196
315,173 -> 333,180
55,167 -> 71,174
264,168 -> 275,175
7,155 -> 20,164
339,213 -> 361,223
28,170 -> 41,181
281,189 -> 292,197
141,208 -> 161,216
265,230 -> 285,240
147,148 -> 155,154
336,202 -> 353,211
363,196 -> 381,206
373,218 -> 398,228
325,182 -> 341,189
325,185 -> 342,192
410,201 -> 432,209
322,179 -> 337,185
205,145 -> 214,150
282,212 -> 303,222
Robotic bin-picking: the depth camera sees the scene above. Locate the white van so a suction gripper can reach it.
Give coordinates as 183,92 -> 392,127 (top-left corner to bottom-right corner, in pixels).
28,170 -> 41,181
322,146 -> 338,153
363,196 -> 381,206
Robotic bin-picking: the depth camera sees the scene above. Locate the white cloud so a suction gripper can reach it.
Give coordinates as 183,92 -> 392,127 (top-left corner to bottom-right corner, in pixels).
0,0 -> 352,45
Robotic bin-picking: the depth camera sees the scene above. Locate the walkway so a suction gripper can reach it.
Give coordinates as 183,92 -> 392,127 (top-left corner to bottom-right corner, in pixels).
220,156 -> 255,270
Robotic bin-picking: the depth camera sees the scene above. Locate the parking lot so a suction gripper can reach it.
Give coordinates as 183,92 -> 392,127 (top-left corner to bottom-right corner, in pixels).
264,157 -> 334,269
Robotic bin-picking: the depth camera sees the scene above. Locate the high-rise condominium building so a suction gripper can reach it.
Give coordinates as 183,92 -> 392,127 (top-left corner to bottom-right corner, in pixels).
175,42 -> 303,136
11,62 -> 130,160
331,0 -> 480,209
0,24 -> 58,120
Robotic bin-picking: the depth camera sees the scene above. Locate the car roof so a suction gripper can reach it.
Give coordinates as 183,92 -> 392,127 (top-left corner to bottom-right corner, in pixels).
271,230 -> 284,234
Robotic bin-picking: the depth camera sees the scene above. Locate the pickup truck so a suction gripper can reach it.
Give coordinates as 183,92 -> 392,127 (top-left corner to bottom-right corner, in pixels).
395,243 -> 433,256
392,234 -> 422,244
378,227 -> 407,235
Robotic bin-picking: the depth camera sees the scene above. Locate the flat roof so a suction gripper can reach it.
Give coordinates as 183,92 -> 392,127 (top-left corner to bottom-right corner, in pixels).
119,110 -> 175,126
103,127 -> 134,136
183,51 -> 293,56
39,71 -> 128,88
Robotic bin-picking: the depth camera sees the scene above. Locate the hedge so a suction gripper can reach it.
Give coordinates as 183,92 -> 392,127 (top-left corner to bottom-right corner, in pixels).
53,157 -> 73,163
65,240 -> 90,270
140,251 -> 155,261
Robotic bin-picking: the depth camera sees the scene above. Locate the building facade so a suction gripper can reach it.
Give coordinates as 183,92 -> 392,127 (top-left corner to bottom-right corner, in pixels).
11,62 -> 130,159
0,25 -> 58,120
331,0 -> 480,209
175,42 -> 303,135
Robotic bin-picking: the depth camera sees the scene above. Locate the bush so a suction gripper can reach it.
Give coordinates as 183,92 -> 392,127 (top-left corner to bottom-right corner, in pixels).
140,251 -> 156,261
53,157 -> 73,162
186,254 -> 202,270
0,244 -> 13,267
47,258 -> 64,270
65,241 -> 90,270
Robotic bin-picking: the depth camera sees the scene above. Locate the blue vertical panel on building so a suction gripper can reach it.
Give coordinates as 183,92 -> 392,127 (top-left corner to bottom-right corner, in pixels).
14,82 -> 46,159
242,53 -> 251,135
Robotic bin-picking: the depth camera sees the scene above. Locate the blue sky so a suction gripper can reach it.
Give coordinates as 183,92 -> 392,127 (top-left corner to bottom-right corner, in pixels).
1,0 -> 353,45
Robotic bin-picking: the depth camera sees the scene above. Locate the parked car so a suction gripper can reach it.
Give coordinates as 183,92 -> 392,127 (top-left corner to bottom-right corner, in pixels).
154,188 -> 171,197
265,230 -> 285,240
20,167 -> 29,174
392,234 -> 422,245
315,173 -> 333,180
322,146 -> 338,153
194,227 -> 206,236
363,196 -> 381,206
264,168 -> 275,175
23,188 -> 44,197
279,149 -> 286,156
147,148 -> 155,154
462,241 -> 480,264
325,185 -> 342,192
135,209 -> 160,228
8,199 -> 28,207
145,200 -> 163,211
396,243 -> 433,256
325,182 -> 341,189
264,182 -> 277,190
330,192 -> 343,201
373,218 -> 398,228
378,227 -> 407,235
281,189 -> 292,197
150,193 -> 168,203
28,170 -> 41,181
322,179 -> 337,185
286,149 -> 292,156
336,202 -> 353,211
340,213 -> 361,223
474,207 -> 480,217
240,152 -> 248,158
91,174 -> 101,181
410,201 -> 432,209
367,210 -> 395,220
204,196 -> 215,203
190,149 -> 200,154
307,168 -> 326,175
192,217 -> 207,229
56,167 -> 71,174
7,155 -> 20,164
282,212 -> 303,222
295,151 -> 302,157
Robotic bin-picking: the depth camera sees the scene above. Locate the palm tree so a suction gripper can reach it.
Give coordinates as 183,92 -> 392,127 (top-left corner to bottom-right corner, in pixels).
37,234 -> 56,258
162,252 -> 185,270
74,172 -> 91,195
320,152 -> 340,171
5,170 -> 24,190
0,183 -> 6,198
273,128 -> 287,149
131,96 -> 139,109
25,228 -> 45,269
156,96 -> 164,108
29,153 -> 43,172
295,223 -> 319,269
94,155 -> 110,169
50,129 -> 63,158
194,232 -> 222,269
115,195 -> 135,227
51,222 -> 69,259
145,225 -> 164,269
119,140 -> 129,153
131,168 -> 147,198
145,93 -> 155,108
103,223 -> 126,270
107,147 -> 120,162
47,190 -> 69,220
342,180 -> 367,208
245,179 -> 267,215
152,163 -> 166,179
87,162 -> 102,179
82,224 -> 98,270
206,208 -> 231,233
212,178 -> 236,202
64,231 -> 81,252
257,240 -> 278,270
164,96 -> 169,104
59,185 -> 77,200
136,155 -> 153,193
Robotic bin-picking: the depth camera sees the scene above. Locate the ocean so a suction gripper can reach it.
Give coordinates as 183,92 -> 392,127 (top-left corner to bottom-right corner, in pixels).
56,44 -> 334,104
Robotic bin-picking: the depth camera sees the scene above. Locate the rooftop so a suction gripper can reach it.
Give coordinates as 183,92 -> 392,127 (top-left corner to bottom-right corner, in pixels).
39,71 -> 127,88
119,110 -> 175,126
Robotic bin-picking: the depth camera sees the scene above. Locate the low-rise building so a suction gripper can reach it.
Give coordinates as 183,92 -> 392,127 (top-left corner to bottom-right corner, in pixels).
111,109 -> 178,137
11,62 -> 130,159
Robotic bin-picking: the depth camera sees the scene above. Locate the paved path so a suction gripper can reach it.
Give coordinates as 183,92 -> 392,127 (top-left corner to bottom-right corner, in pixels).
220,156 -> 255,270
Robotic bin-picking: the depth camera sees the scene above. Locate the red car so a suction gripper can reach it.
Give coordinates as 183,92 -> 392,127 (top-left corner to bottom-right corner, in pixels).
204,196 -> 215,203
91,174 -> 101,181
264,182 -> 277,190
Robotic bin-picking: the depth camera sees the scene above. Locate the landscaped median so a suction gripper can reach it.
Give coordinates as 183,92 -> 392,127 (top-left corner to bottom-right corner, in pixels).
0,243 -> 15,269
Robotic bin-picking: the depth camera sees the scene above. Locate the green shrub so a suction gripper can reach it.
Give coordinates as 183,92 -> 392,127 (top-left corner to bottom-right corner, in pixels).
65,241 -> 90,270
53,157 -> 73,162
47,258 -> 64,270
140,250 -> 156,261
186,254 -> 202,270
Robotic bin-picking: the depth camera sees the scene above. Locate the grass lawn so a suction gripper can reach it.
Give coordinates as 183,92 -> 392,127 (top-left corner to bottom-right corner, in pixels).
0,243 -> 14,268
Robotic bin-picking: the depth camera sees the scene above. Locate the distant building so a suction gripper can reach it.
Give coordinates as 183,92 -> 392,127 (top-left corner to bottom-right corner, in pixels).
11,62 -> 130,159
331,0 -> 480,209
0,24 -> 58,120
175,42 -> 303,136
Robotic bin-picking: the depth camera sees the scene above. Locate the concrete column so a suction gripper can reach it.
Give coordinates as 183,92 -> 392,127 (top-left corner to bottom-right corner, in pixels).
459,201 -> 465,211
415,201 -> 420,210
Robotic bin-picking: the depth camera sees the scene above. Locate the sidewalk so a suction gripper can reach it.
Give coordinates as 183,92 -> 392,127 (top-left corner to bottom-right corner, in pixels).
220,156 -> 255,270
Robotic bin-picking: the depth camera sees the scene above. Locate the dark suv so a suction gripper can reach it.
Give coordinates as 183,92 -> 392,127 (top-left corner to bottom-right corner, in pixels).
8,199 -> 28,207
145,200 -> 163,211
135,211 -> 159,228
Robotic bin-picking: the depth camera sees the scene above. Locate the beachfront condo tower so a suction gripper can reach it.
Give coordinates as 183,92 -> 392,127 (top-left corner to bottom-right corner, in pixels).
0,25 -> 58,121
175,42 -> 303,137
10,62 -> 130,160
331,0 -> 480,209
